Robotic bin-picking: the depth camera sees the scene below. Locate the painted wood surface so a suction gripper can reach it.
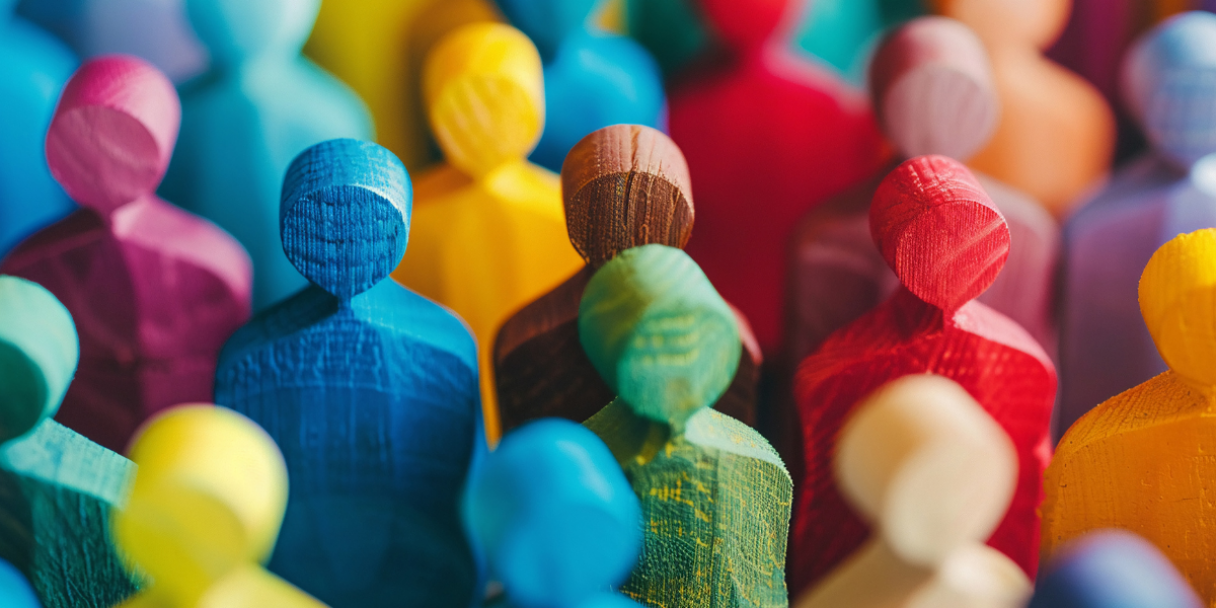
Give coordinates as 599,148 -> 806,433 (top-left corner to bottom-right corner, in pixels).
0,55 -> 252,454
0,275 -> 137,608
789,156 -> 1057,596
216,139 -> 483,608
393,23 -> 585,444
796,375 -> 1029,608
0,3 -> 76,257
1031,531 -> 1202,608
464,418 -> 641,608
160,0 -> 374,310
580,245 -> 791,608
1059,11 -> 1216,435
494,125 -> 760,434
0,558 -> 41,608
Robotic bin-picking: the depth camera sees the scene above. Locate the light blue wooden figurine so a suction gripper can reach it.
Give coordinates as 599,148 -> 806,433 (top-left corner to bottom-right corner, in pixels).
1030,530 -> 1202,608
215,139 -> 483,608
162,0 -> 374,310
493,0 -> 665,172
0,558 -> 40,608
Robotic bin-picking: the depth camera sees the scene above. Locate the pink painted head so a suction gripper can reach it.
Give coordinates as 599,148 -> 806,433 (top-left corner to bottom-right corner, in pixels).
699,0 -> 795,50
871,155 -> 1010,312
45,55 -> 181,215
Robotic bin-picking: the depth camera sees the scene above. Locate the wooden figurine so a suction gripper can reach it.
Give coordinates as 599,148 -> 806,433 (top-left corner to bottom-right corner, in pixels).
493,0 -> 665,172
0,275 -> 136,608
113,405 -> 326,607
1059,11 -> 1216,435
796,0 -> 925,83
464,418 -> 641,608
796,375 -> 1030,608
393,23 -> 585,443
1031,531 -> 1202,608
622,0 -> 710,77
0,1 -> 75,256
930,0 -> 1116,216
0,558 -> 41,608
789,16 -> 1060,365
789,156 -> 1057,595
1044,228 -> 1216,604
215,138 -> 483,608
0,55 -> 252,454
580,244 -> 792,608
493,124 -> 761,434
160,0 -> 374,311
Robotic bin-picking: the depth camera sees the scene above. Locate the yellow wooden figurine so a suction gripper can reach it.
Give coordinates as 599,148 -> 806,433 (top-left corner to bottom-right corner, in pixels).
111,406 -> 326,608
1043,228 -> 1216,604
393,23 -> 585,443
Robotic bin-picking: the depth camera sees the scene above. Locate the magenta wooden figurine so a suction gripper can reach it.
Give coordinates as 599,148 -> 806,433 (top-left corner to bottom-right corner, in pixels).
0,55 -> 252,453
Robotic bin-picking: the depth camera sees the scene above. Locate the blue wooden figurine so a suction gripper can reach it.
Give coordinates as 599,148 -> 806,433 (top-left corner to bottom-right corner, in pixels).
1030,530 -> 1202,608
0,558 -> 40,608
0,0 -> 76,257
493,0 -> 665,172
215,138 -> 484,608
162,0 -> 374,310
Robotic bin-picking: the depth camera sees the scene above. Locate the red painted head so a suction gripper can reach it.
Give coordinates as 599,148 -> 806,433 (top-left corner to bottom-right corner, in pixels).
870,155 -> 1009,312
699,0 -> 795,50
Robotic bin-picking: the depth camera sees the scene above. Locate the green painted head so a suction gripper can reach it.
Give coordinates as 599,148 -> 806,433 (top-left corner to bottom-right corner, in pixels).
0,276 -> 79,443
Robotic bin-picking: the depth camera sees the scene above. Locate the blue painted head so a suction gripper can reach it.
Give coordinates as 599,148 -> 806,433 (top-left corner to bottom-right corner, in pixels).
0,558 -> 40,608
1029,530 -> 1202,608
494,0 -> 599,59
463,419 -> 641,608
0,276 -> 78,444
1123,11 -> 1216,168
280,139 -> 412,300
185,0 -> 319,64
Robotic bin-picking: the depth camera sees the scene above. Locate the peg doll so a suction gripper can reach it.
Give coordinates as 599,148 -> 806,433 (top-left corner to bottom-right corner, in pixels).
393,23 -> 585,443
1031,531 -> 1202,608
790,156 -> 1057,594
1060,12 -> 1216,433
112,405 -> 326,607
0,0 -> 75,256
0,275 -> 136,608
0,55 -> 252,454
797,375 -> 1030,608
494,125 -> 761,433
581,244 -> 792,608
1044,228 -> 1216,604
216,138 -> 483,608
797,0 -> 925,82
930,0 -> 1116,216
161,0 -> 373,310
0,559 -> 41,608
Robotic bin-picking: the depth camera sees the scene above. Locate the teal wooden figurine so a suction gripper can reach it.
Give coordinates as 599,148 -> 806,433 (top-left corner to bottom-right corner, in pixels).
162,0 -> 374,310
215,139 -> 484,608
580,244 -> 792,608
0,558 -> 41,608
0,275 -> 136,608
797,0 -> 925,83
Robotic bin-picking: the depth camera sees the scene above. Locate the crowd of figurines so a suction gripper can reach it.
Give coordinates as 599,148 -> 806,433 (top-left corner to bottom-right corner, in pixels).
4,0 -> 1216,607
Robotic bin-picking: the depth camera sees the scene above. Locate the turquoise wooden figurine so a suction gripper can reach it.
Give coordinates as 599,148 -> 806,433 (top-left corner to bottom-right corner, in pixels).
580,244 -> 792,608
0,558 -> 41,608
1030,531 -> 1202,608
162,0 -> 374,310
797,0 -> 925,83
215,139 -> 483,608
0,275 -> 136,608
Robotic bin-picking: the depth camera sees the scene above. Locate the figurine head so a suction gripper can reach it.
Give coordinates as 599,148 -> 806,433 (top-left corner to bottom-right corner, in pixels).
871,155 -> 1010,313
423,23 -> 545,179
699,0 -> 794,51
0,276 -> 78,444
562,125 -> 695,268
280,139 -> 412,300
185,0 -> 319,65
1029,531 -> 1203,608
930,0 -> 1070,50
1123,12 -> 1216,169
493,0 -> 598,60
579,245 -> 740,430
0,559 -> 39,608
46,55 -> 180,215
1140,228 -> 1216,388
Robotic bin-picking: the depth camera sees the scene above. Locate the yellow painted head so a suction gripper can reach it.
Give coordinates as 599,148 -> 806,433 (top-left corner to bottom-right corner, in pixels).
1140,228 -> 1216,388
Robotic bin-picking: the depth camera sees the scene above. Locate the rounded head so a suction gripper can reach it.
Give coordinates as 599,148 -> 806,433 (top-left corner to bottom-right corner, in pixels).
870,17 -> 999,160
281,139 -> 412,299
0,276 -> 78,444
46,55 -> 180,214
837,375 -> 1017,566
113,406 -> 288,600
1122,12 -> 1216,169
699,0 -> 792,50
871,155 -> 1009,312
423,23 -> 545,179
574,594 -> 647,608
185,0 -> 319,65
931,0 -> 1071,49
494,0 -> 597,59
562,125 -> 695,267
1029,531 -> 1202,608
579,245 -> 741,429
1140,229 -> 1216,387
0,559 -> 39,608
464,419 -> 641,608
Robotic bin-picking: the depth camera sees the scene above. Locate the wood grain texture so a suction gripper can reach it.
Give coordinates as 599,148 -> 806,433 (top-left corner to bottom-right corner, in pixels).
1031,531 -> 1202,608
580,245 -> 791,608
789,156 -> 1057,596
393,23 -> 585,444
160,0 -> 374,310
216,139 -> 483,608
0,55 -> 252,454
